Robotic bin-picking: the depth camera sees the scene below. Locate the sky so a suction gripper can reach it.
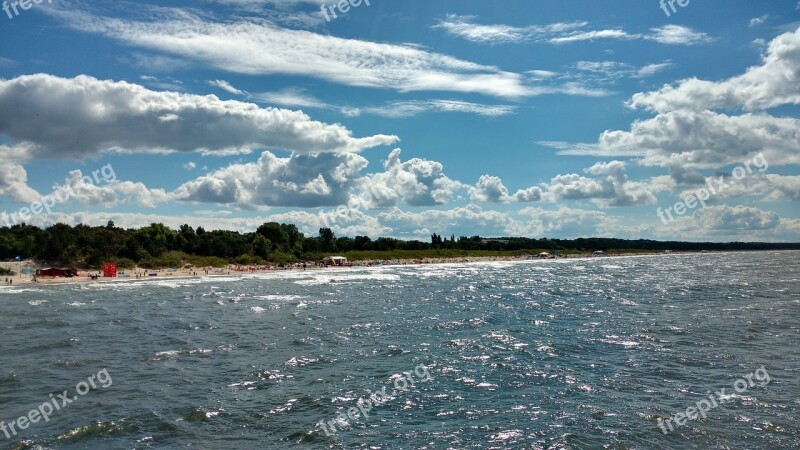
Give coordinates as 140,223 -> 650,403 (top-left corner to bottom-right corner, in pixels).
0,0 -> 799,242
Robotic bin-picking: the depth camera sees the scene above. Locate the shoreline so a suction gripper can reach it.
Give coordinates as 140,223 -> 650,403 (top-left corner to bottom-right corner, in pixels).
1,250 -> 787,290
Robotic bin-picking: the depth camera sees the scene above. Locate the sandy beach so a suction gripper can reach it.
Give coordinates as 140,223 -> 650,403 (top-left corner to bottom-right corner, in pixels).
0,252 -> 665,288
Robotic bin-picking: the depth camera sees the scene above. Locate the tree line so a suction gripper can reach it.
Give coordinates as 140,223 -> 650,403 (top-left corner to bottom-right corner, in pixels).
0,221 -> 797,269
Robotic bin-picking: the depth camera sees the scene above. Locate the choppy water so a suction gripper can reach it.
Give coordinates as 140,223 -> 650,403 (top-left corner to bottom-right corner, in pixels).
1,251 -> 798,449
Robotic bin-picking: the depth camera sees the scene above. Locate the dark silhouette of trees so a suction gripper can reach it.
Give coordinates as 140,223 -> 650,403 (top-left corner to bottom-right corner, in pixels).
0,221 -> 796,268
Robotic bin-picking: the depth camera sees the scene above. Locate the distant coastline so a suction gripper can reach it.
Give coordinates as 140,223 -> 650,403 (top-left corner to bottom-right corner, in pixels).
2,249 -> 797,289
2,222 -> 799,277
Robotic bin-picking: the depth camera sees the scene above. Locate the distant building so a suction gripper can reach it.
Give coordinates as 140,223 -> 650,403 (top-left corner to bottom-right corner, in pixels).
323,256 -> 348,266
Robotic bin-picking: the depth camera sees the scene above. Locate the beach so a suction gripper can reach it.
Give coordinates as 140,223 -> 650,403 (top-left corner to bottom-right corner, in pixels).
0,251 -> 663,288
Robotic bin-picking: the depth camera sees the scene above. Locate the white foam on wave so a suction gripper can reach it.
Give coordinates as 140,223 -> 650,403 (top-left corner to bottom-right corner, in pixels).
0,287 -> 46,294
154,348 -> 213,359
293,272 -> 400,286
255,294 -> 308,301
78,277 -> 207,291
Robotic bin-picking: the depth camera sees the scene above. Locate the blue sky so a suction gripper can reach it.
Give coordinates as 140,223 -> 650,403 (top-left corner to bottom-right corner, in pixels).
0,0 -> 799,241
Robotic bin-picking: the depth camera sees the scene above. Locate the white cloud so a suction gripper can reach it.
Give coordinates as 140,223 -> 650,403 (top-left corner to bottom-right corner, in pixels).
645,25 -> 713,46
598,110 -> 800,169
662,205 -> 800,242
254,88 -> 330,109
208,79 -> 247,95
514,186 -> 543,203
343,99 -> 516,118
51,8 -> 536,99
45,170 -> 171,208
574,60 -> 672,81
0,74 -> 399,160
550,29 -> 637,44
749,15 -> 769,27
435,16 -> 710,46
676,173 -> 800,203
355,149 -> 465,209
629,26 -> 800,112
0,150 -> 41,204
470,175 -> 511,203
548,161 -> 656,207
434,15 -> 589,44
173,150 -> 369,208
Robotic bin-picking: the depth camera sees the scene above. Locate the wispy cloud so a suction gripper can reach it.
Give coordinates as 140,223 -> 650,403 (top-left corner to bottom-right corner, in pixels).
208,79 -> 248,95
342,100 -> 517,118
646,25 -> 713,45
433,15 -> 588,44
254,87 -> 330,109
435,15 -> 712,46
749,14 -> 769,27
49,8 -> 535,99
574,60 -> 673,81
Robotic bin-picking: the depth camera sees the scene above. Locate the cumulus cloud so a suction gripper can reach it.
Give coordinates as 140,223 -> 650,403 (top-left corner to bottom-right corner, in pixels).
514,186 -> 543,203
44,170 -> 171,208
466,175 -> 543,204
470,175 -> 511,203
173,150 -> 369,208
681,205 -> 780,232
629,26 -> 800,112
677,173 -> 800,203
0,74 -> 398,160
0,152 -> 41,204
355,149 -> 465,209
598,110 -> 800,169
548,161 -> 656,207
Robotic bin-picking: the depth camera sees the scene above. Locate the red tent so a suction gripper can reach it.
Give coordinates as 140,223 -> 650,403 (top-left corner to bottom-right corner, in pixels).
103,264 -> 118,277
36,267 -> 78,277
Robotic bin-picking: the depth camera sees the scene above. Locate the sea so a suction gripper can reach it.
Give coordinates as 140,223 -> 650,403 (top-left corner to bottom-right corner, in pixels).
0,251 -> 798,449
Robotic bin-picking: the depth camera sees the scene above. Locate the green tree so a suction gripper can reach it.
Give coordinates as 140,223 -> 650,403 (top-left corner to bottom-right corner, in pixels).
319,227 -> 337,252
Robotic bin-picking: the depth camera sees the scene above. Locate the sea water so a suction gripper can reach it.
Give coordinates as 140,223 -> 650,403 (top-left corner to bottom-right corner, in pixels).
0,251 -> 798,449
